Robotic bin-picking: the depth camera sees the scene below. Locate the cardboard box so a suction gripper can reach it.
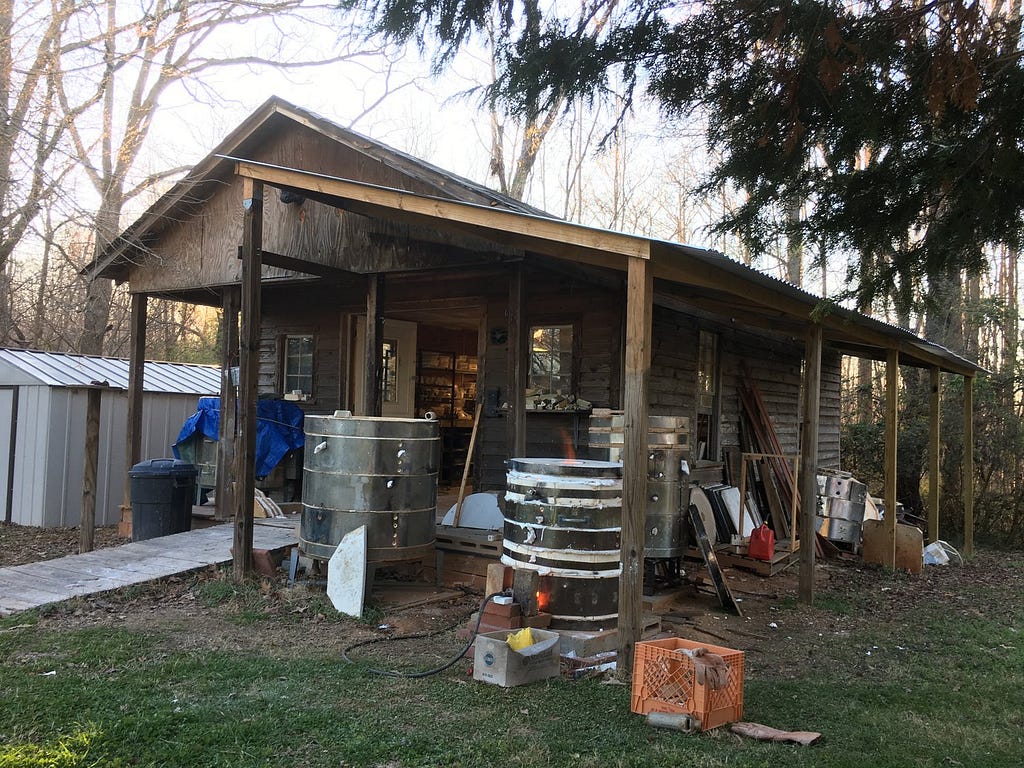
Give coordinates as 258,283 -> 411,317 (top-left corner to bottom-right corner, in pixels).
473,629 -> 561,687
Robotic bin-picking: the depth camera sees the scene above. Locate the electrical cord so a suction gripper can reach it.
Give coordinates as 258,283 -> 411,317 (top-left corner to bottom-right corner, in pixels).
341,591 -> 506,679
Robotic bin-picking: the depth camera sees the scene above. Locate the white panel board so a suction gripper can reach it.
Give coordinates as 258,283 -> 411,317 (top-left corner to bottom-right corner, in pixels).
327,525 -> 367,618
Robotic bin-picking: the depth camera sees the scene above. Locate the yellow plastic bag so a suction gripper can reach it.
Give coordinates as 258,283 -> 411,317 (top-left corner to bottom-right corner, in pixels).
506,627 -> 535,651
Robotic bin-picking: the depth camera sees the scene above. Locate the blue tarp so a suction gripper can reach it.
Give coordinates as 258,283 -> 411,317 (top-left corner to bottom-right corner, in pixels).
173,397 -> 305,478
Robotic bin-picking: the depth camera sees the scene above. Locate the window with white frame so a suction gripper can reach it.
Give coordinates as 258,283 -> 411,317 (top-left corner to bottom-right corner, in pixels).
283,335 -> 314,395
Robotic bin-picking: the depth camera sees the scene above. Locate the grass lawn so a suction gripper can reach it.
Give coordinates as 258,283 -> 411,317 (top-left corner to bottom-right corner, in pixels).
0,552 -> 1021,767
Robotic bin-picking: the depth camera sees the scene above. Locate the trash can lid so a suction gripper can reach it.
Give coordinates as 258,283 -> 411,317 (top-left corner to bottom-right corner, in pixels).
129,458 -> 199,478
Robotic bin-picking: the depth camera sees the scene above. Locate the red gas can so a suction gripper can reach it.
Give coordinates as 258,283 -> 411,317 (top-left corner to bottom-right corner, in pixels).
748,524 -> 775,562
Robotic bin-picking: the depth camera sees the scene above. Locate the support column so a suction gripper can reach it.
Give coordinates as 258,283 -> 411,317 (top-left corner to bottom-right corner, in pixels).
119,293 -> 147,538
80,386 -> 103,553
798,324 -> 822,604
507,261 -> 526,459
882,348 -> 899,569
216,287 -> 240,522
963,374 -> 974,556
234,177 -> 263,581
617,256 -> 652,674
362,273 -> 384,417
928,367 -> 941,543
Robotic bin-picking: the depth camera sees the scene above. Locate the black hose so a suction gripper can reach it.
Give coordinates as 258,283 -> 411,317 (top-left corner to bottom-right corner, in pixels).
341,591 -> 506,678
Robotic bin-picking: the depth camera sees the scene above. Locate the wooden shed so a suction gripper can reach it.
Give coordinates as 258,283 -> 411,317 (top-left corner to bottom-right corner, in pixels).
87,98 -> 982,664
0,349 -> 219,527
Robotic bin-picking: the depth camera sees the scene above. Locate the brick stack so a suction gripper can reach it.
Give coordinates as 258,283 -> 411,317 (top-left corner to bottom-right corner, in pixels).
459,564 -> 554,653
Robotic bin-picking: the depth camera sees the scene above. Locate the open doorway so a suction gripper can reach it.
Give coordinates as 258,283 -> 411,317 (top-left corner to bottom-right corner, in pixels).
350,306 -> 485,491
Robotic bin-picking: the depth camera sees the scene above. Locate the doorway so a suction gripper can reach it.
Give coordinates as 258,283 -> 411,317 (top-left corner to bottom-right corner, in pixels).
353,317 -> 418,417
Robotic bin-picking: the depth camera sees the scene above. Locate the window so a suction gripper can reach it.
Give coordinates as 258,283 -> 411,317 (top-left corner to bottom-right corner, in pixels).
283,335 -> 314,395
381,339 -> 398,403
696,330 -> 718,411
529,325 -> 573,394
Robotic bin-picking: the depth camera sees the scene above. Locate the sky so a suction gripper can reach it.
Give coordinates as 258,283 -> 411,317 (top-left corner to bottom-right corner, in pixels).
43,2 -> 844,300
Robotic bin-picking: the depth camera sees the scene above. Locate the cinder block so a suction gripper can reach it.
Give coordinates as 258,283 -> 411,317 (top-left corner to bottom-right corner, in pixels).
485,563 -> 514,596
483,600 -> 522,618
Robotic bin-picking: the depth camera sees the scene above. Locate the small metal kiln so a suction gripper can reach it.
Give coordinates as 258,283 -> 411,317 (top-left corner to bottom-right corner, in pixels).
502,458 -> 622,630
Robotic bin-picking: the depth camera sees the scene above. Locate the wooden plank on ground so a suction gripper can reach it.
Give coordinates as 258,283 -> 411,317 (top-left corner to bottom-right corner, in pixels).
0,523 -> 297,616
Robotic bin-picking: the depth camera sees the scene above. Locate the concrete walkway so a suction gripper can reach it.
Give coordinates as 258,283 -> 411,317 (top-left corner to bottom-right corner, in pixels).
0,519 -> 297,616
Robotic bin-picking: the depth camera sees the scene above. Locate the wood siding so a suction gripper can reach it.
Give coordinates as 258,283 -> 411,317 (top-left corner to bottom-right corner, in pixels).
250,269 -> 842,492
128,125 -> 514,294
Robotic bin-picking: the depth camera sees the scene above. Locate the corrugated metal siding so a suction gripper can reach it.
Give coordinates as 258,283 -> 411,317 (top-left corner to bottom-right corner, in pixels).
9,387 -> 48,526
0,348 -> 219,394
48,388 -> 77,526
7,385 -> 208,527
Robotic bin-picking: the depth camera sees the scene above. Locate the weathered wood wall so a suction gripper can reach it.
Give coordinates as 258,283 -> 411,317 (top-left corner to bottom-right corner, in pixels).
128,123 -> 514,294
245,262 -> 842,494
476,264 -> 623,489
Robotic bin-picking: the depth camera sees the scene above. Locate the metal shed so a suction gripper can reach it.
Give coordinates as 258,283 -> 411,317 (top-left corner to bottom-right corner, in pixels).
0,348 -> 220,527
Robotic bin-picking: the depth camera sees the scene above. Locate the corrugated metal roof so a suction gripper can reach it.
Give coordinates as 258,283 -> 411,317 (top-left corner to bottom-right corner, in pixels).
0,348 -> 220,394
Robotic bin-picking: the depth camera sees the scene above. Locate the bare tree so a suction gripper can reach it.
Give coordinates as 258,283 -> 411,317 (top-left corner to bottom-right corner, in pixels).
51,1 -> 391,354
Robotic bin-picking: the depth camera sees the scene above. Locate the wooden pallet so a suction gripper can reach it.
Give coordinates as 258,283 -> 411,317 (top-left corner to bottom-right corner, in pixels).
434,525 -> 502,556
430,525 -> 502,590
712,545 -> 800,577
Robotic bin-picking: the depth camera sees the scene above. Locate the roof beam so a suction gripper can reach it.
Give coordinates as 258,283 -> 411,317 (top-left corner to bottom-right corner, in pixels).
234,160 -> 648,265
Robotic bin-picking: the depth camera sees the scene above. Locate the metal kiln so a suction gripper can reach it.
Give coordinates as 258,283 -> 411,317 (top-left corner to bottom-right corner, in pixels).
503,458 -> 622,630
300,413 -> 439,562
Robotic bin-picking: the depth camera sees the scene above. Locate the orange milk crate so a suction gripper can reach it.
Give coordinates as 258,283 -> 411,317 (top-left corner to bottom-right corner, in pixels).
630,637 -> 745,730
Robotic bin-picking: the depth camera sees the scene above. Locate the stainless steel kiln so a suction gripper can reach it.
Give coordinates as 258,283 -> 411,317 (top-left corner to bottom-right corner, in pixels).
588,413 -> 691,558
300,413 -> 439,562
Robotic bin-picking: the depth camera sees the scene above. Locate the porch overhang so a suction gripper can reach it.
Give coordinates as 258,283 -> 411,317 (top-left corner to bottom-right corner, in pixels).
229,158 -> 983,378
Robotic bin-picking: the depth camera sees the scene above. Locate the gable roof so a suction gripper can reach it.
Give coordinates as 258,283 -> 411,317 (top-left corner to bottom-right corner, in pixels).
89,97 -> 545,281
0,348 -> 220,394
92,98 -> 983,377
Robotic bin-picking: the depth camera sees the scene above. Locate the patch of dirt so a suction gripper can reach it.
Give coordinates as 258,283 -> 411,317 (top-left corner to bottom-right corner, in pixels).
22,562 -> 484,671
675,548 -> 1024,679
3,519 -> 1020,680
0,523 -> 126,567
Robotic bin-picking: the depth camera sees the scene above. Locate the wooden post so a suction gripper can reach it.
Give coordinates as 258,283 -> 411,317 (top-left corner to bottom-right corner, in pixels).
927,366 -> 941,543
507,261 -> 527,459
216,287 -> 240,522
963,374 -> 974,556
362,273 -> 384,417
234,177 -> 263,581
80,386 -> 103,553
617,256 -> 652,675
882,348 -> 899,569
338,313 -> 352,411
119,293 -> 147,538
798,324 -> 822,604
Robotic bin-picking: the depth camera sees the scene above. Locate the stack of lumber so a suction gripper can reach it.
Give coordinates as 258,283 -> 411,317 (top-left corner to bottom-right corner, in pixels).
736,372 -> 827,557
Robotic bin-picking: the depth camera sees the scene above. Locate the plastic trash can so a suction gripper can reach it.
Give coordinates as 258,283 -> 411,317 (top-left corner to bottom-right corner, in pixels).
129,458 -> 198,542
